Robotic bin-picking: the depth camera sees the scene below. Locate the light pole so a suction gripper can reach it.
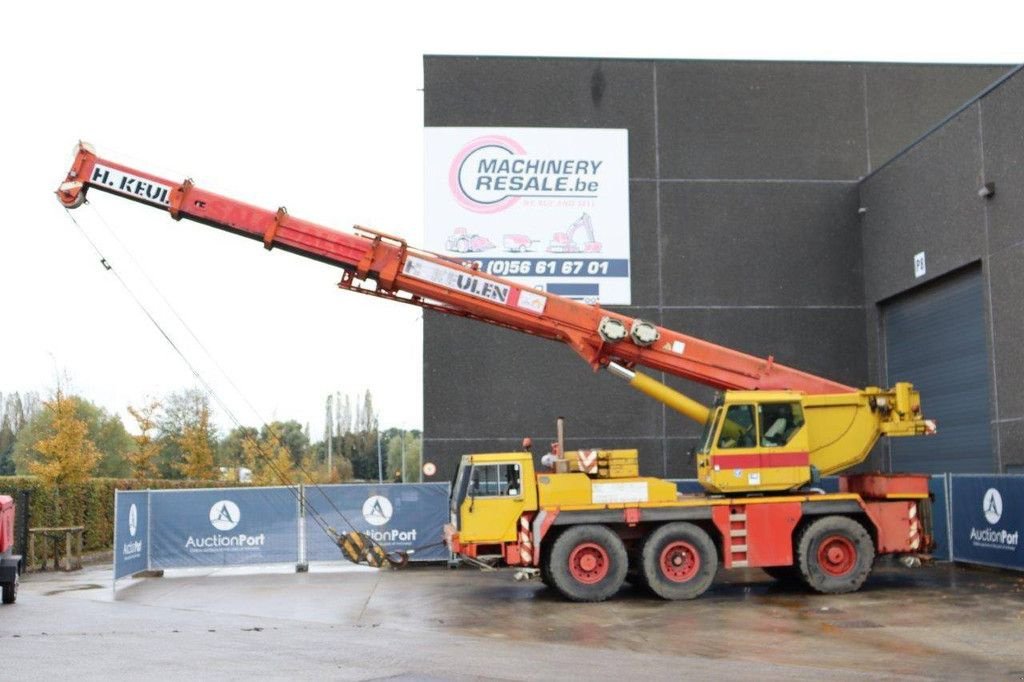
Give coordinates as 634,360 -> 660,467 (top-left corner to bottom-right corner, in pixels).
376,417 -> 383,483
325,394 -> 333,478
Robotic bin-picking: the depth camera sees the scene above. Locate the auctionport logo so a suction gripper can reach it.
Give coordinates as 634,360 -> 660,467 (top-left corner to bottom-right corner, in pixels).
122,502 -> 143,560
449,135 -> 604,214
184,499 -> 264,553
210,500 -> 241,531
983,488 -> 1003,524
969,487 -> 1018,551
128,503 -> 138,537
362,495 -> 393,526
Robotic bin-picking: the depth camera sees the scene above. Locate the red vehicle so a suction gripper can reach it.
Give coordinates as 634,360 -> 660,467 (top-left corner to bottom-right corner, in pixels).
445,227 -> 494,253
0,495 -> 21,604
548,213 -> 602,253
502,233 -> 539,253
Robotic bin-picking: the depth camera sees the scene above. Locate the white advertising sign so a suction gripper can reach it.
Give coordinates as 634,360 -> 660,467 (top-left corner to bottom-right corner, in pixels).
425,127 -> 631,304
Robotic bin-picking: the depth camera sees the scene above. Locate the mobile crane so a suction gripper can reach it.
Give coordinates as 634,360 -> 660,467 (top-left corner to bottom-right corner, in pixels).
57,143 -> 936,602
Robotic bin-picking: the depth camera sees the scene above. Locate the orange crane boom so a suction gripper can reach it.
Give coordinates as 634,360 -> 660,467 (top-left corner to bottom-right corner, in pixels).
57,143 -> 852,395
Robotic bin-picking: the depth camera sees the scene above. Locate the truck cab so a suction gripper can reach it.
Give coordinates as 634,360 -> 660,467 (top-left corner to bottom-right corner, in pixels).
448,453 -> 538,557
695,391 -> 813,493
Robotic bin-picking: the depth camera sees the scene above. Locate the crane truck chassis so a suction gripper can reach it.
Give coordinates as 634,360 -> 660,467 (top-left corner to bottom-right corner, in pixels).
57,144 -> 936,601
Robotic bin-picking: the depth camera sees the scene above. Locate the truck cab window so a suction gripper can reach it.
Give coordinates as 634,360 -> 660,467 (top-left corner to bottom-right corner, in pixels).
717,404 -> 756,449
760,402 -> 804,447
470,463 -> 522,497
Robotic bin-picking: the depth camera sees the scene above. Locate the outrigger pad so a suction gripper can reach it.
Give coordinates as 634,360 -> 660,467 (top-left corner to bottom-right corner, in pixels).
337,531 -> 392,569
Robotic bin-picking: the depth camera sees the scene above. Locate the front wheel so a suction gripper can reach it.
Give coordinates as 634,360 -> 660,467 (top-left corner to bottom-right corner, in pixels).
547,525 -> 627,602
641,522 -> 718,600
796,516 -> 874,594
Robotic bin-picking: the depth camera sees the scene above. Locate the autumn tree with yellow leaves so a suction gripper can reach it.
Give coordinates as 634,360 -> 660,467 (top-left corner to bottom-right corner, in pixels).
126,400 -> 161,479
29,390 -> 101,486
176,403 -> 217,480
241,434 -> 294,486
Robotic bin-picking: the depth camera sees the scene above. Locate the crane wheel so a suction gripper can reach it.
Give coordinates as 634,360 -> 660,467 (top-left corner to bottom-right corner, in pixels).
547,525 -> 627,602
796,516 -> 874,594
640,522 -> 718,600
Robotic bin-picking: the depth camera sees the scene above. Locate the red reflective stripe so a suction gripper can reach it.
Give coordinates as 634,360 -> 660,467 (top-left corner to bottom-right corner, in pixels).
710,452 -> 809,469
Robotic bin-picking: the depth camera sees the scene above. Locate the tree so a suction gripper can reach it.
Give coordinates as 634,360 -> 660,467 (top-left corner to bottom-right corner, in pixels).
157,388 -> 216,479
0,418 -> 17,476
27,390 -> 100,486
219,425 -> 259,469
81,401 -> 133,478
336,392 -> 351,437
386,430 -> 422,482
260,420 -> 308,468
241,434 -> 294,486
176,403 -> 216,480
126,400 -> 162,479
13,392 -> 131,478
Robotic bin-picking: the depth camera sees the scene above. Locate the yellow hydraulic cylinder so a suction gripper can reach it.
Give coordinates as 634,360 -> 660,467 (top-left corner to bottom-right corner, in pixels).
607,362 -> 710,425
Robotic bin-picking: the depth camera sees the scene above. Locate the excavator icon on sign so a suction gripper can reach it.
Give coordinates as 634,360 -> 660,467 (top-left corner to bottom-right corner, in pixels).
547,213 -> 602,253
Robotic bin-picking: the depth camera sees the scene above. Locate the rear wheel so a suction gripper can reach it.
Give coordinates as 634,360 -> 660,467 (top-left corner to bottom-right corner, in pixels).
2,572 -> 18,604
796,516 -> 874,594
641,523 -> 718,600
547,525 -> 627,602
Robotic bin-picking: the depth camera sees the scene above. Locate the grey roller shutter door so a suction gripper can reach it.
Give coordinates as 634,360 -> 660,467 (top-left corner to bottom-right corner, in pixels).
882,266 -> 993,473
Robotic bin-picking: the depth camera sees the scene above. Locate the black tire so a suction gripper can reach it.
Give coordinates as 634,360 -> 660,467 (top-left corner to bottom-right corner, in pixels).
762,565 -> 805,585
641,522 -> 718,600
2,573 -> 17,605
796,516 -> 874,594
539,548 -> 553,587
547,525 -> 627,602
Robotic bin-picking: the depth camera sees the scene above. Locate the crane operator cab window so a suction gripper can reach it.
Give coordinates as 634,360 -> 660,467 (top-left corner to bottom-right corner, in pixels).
469,463 -> 522,497
717,404 -> 756,449
759,402 -> 804,447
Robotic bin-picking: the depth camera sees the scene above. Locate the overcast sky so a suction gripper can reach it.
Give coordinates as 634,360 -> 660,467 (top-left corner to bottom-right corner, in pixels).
1,1 -> 1022,438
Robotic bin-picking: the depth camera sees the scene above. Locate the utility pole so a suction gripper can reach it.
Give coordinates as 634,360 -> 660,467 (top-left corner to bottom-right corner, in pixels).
400,427 -> 406,484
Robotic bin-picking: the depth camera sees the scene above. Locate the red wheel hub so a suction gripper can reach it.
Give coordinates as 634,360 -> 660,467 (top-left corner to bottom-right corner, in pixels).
568,542 -> 610,584
660,541 -> 700,582
817,535 -> 857,576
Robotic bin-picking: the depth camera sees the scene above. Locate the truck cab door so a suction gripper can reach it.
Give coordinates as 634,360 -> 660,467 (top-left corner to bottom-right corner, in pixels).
705,403 -> 762,492
459,461 -> 533,544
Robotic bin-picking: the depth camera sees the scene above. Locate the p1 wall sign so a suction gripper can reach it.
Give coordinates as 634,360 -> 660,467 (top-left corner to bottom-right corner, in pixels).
950,475 -> 1023,571
425,127 -> 631,305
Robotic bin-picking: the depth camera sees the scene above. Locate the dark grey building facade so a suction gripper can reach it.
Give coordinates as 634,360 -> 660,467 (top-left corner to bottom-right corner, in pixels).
422,57 -> 1020,480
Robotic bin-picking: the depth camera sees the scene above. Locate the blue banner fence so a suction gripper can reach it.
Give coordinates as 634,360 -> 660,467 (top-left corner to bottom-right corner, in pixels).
115,475 -> 1024,585
113,483 -> 451,584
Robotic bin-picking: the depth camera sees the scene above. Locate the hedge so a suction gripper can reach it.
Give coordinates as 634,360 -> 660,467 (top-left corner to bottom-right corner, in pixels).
0,477 -> 248,563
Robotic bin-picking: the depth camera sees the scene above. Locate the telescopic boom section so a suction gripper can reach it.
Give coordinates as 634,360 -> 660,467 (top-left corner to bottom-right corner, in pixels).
57,144 -> 852,395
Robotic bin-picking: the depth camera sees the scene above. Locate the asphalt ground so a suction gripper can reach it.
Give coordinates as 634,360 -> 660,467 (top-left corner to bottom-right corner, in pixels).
2,560 -> 1023,680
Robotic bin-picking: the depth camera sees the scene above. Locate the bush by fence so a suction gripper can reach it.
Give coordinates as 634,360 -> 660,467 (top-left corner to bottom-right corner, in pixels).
0,477 -> 248,561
